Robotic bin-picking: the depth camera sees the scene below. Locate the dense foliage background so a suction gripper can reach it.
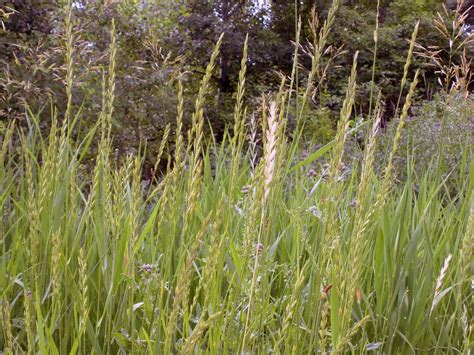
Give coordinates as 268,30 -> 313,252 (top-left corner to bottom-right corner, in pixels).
0,0 -> 473,179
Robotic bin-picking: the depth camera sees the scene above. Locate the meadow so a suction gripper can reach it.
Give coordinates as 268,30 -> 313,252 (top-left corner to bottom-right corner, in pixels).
1,1 -> 473,353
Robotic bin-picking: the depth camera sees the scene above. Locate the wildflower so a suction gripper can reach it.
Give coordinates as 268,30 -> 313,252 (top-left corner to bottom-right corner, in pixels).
256,243 -> 264,255
140,263 -> 153,273
234,204 -> 244,216
241,185 -> 251,194
307,206 -> 322,219
307,169 -> 318,178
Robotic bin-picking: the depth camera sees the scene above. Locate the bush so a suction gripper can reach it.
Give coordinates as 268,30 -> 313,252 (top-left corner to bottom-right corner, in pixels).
377,93 -> 474,190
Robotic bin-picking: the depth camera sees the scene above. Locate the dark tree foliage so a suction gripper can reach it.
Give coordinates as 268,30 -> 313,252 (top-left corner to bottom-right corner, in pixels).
179,0 -> 281,95
1,0 -> 471,167
0,0 -> 53,34
0,0 -> 60,119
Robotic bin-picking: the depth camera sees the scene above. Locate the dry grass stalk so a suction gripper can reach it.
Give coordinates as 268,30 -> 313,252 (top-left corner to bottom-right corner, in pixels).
430,253 -> 453,315
264,101 -> 280,203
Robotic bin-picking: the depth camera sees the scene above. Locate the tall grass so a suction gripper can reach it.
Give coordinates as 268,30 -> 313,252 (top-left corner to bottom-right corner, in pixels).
0,1 -> 473,354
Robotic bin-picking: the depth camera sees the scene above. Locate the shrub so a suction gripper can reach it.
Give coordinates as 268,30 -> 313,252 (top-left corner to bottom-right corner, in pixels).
377,93 -> 474,190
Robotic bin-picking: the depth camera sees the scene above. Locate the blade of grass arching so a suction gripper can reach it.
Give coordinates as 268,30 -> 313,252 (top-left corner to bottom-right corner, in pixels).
133,203 -> 160,255
24,106 -> 47,152
289,121 -> 369,172
66,102 -> 85,143
75,119 -> 100,164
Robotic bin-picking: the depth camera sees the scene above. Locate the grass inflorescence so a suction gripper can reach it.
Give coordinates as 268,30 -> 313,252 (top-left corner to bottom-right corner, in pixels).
0,1 -> 473,354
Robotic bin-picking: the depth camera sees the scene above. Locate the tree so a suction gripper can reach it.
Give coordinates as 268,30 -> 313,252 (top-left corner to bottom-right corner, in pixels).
180,0 -> 281,95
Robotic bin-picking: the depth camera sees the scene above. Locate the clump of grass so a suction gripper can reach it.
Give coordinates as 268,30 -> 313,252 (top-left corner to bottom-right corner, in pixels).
0,2 -> 472,354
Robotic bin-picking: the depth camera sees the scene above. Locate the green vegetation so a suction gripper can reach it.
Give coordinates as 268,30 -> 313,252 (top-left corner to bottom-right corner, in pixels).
1,0 -> 473,353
